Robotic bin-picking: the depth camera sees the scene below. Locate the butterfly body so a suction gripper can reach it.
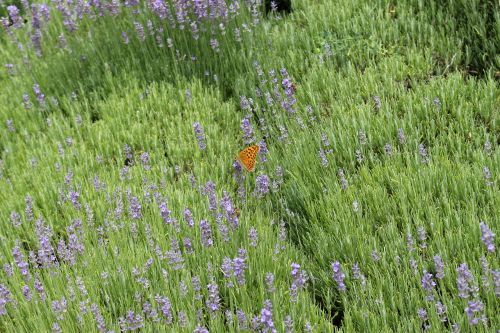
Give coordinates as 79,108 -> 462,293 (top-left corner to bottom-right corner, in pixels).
236,145 -> 260,172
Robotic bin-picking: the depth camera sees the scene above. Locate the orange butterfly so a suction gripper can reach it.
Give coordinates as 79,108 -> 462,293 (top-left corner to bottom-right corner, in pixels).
236,145 -> 260,172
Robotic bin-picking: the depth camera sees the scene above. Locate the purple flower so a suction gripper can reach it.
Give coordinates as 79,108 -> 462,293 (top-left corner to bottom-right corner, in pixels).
240,96 -> 251,111
421,271 -> 436,300
206,281 -> 220,314
319,149 -> 329,167
358,130 -> 367,145
232,160 -> 245,199
3,264 -> 13,277
155,295 -> 173,324
221,257 -> 234,287
122,31 -> 130,44
406,232 -> 415,252
52,323 -> 61,333
210,38 -> 219,52
280,74 -> 297,112
140,152 -> 150,170
34,276 -> 46,301
371,250 -> 380,262
479,256 -> 490,287
192,276 -> 202,301
35,218 -> 57,268
291,263 -> 308,289
33,83 -> 46,107
284,315 -> 293,333
272,166 -> 284,192
178,311 -> 187,327
75,276 -> 87,295
200,220 -> 213,247
183,208 -> 194,227
249,227 -> 258,247
194,327 -> 209,333
220,191 -> 238,229
123,144 -> 134,163
337,168 -> 348,191
435,301 -> 447,322
355,149 -> 364,163
260,300 -> 277,333
237,309 -> 248,330
233,249 -> 247,285
166,239 -> 184,270
120,310 -> 144,330
6,119 -> 15,132
464,300 -> 486,326
278,125 -> 289,143
0,284 -> 12,315
128,196 -> 142,219
12,241 -> 31,281
352,263 -> 366,287
134,21 -> 145,42
159,202 -> 173,224
183,238 -> 193,254
142,302 -> 159,322
7,5 -> 23,29
321,133 -> 332,150
417,308 -> 428,321
479,222 -> 495,253
193,122 -> 207,150
265,272 -> 276,293
433,97 -> 441,110
147,0 -> 170,20
0,17 -> 10,34
22,285 -> 33,302
91,304 -> 107,332
372,95 -> 381,111
51,297 -> 67,320
417,226 -> 427,249
306,105 -> 316,122
289,282 -> 297,303
25,195 -> 34,222
384,143 -> 393,155
216,217 -> 230,243
258,140 -> 268,163
419,144 -> 429,164
240,116 -> 255,144
457,263 -> 477,299
492,270 -> 500,297
484,140 -> 492,155
57,239 -> 75,265
204,181 -> 217,212
434,255 -> 445,280
22,94 -> 32,110
409,257 -> 418,274
483,167 -> 493,186
397,128 -> 406,145
331,261 -> 346,292
68,190 -> 81,210
255,175 -> 270,197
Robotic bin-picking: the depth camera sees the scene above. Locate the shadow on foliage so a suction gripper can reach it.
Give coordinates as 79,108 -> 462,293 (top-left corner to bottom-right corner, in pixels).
274,181 -> 345,329
413,0 -> 499,76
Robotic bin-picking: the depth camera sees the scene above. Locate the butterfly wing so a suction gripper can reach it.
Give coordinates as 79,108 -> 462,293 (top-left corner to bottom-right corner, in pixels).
237,145 -> 260,172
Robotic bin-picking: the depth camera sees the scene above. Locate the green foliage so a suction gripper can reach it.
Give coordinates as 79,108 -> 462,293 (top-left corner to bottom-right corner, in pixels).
0,0 -> 498,332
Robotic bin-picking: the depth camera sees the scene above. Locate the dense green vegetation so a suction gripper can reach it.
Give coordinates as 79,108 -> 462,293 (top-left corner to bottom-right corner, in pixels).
0,0 -> 498,332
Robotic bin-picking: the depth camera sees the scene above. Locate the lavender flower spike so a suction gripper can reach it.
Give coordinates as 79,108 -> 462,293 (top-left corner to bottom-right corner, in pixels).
479,222 -> 495,253
193,122 -> 207,150
331,261 -> 346,292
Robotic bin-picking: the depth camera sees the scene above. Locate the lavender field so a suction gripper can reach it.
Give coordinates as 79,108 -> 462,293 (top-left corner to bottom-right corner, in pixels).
0,0 -> 499,332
